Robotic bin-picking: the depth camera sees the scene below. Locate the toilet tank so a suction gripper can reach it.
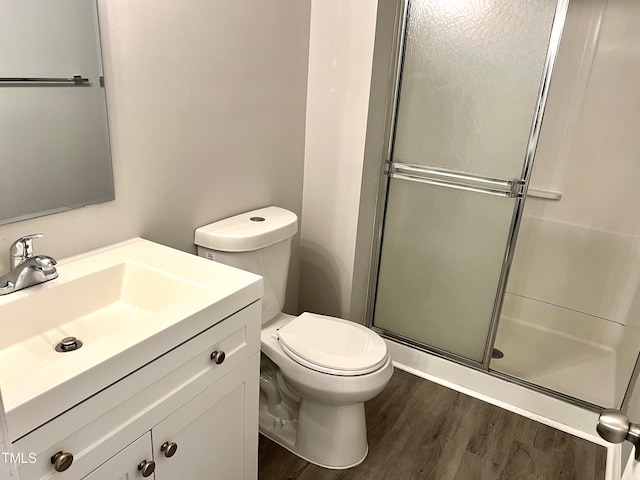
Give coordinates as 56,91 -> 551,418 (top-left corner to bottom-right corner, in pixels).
194,206 -> 298,324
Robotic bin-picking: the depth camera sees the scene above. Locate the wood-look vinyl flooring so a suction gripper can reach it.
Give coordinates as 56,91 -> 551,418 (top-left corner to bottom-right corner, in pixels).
258,369 -> 607,480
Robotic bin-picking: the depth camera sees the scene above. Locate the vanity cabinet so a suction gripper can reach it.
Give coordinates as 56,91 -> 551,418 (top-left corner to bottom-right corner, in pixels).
13,302 -> 260,480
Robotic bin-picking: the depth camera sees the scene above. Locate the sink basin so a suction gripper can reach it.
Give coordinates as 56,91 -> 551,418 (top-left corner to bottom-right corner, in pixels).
0,262 -> 203,350
0,261 -> 204,383
0,238 -> 262,441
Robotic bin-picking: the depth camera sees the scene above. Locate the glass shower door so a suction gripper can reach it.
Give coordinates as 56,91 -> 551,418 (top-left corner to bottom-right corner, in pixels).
372,0 -> 567,364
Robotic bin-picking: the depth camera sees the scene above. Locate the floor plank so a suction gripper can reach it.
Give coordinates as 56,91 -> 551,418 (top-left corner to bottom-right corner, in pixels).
259,369 -> 607,480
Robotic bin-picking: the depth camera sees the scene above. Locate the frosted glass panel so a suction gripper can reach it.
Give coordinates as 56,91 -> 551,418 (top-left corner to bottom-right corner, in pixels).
373,179 -> 515,362
393,0 -> 557,179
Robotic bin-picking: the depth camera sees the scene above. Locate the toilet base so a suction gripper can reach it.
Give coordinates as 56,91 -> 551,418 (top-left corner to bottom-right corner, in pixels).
259,401 -> 369,470
260,430 -> 369,470
296,399 -> 369,469
259,356 -> 369,469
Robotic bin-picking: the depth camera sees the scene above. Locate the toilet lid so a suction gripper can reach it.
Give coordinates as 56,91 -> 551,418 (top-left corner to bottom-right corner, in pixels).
276,312 -> 388,376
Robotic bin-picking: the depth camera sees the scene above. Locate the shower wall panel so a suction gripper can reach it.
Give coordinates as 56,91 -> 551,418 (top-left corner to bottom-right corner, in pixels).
507,215 -> 638,325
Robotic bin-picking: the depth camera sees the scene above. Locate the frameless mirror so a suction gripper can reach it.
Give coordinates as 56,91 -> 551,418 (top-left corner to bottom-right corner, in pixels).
0,0 -> 114,225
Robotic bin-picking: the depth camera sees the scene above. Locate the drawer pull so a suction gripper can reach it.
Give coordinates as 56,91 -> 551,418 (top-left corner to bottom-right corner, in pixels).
51,451 -> 74,472
210,350 -> 226,365
138,459 -> 155,477
161,441 -> 178,458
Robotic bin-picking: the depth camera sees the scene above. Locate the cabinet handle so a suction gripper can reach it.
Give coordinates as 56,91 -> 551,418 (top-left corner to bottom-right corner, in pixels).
138,459 -> 156,477
210,350 -> 226,364
51,451 -> 74,472
161,441 -> 178,458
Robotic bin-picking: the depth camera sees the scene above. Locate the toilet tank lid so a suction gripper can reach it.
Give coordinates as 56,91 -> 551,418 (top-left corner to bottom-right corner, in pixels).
194,206 -> 298,252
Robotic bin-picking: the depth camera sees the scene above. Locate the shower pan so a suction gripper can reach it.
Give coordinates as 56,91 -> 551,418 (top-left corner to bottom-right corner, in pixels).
367,0 -> 640,411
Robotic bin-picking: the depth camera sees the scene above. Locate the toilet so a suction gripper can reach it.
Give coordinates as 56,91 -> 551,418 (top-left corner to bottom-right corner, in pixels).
194,206 -> 393,469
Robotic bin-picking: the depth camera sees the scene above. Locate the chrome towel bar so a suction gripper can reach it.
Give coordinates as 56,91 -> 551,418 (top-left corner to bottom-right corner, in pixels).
386,161 -> 525,198
0,75 -> 89,85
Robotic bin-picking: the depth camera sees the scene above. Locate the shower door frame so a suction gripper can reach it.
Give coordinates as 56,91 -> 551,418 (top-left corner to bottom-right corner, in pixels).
362,0 -> 609,408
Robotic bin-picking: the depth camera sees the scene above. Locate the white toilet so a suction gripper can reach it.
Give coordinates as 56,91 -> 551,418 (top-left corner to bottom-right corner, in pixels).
194,206 -> 393,469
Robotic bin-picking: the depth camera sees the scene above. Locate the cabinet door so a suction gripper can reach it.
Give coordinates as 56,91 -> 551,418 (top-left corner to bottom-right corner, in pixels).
153,353 -> 259,480
83,433 -> 154,480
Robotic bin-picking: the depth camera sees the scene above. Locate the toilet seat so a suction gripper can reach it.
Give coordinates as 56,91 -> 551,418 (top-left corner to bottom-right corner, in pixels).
276,313 -> 388,376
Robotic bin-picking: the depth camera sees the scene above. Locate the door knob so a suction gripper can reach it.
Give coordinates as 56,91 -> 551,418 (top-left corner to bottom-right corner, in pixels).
597,409 -> 640,460
138,459 -> 156,477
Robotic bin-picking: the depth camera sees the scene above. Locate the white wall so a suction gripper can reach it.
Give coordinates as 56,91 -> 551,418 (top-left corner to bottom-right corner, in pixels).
0,0 -> 311,314
298,0 -> 378,319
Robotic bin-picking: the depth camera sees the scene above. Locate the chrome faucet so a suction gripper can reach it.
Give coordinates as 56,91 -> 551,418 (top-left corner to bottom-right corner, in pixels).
0,234 -> 58,295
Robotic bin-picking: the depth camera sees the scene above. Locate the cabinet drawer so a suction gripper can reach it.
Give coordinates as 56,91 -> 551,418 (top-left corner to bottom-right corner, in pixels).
82,433 -> 153,480
14,301 -> 260,480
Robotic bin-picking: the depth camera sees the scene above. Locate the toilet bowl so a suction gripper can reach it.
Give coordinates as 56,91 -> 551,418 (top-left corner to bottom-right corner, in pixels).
194,206 -> 393,469
259,312 -> 393,468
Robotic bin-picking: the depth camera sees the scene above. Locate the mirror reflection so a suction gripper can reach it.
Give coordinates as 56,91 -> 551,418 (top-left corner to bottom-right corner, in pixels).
0,0 -> 114,225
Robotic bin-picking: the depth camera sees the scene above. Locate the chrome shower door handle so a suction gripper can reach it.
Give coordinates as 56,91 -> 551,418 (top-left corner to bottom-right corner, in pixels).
597,409 -> 640,460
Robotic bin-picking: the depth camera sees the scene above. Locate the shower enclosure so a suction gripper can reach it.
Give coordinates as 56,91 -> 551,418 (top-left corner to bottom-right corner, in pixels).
368,0 -> 640,410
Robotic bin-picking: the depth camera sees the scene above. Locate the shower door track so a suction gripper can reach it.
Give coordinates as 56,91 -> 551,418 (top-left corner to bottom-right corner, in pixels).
373,324 -> 605,412
365,0 -> 587,408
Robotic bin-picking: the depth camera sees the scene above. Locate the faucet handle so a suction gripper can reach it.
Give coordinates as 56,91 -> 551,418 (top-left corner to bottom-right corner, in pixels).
10,234 -> 44,269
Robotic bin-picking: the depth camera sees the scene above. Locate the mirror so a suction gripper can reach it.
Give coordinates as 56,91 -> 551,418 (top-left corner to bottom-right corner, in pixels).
0,0 -> 114,225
